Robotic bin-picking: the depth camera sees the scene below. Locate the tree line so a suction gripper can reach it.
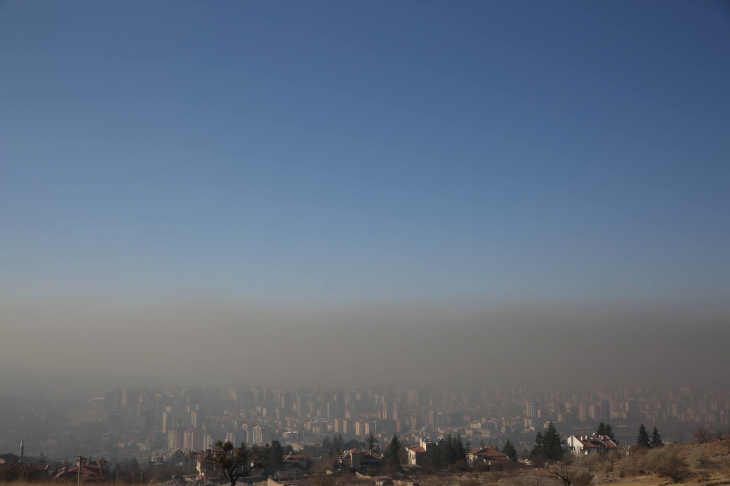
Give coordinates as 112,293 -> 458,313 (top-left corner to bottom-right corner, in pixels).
207,439 -> 299,486
636,424 -> 663,449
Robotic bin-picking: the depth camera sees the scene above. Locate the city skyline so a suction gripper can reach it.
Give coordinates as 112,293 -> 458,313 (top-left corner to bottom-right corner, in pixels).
4,380 -> 729,460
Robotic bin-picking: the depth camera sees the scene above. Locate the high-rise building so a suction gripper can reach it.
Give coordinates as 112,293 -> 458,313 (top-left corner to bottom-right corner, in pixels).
525,400 -> 537,418
225,429 -> 240,445
392,403 -> 401,420
184,429 -> 203,452
408,390 -> 419,407
104,390 -> 124,416
238,391 -> 255,412
162,412 -> 170,433
252,425 -> 271,445
190,410 -> 199,429
588,404 -> 598,421
143,411 -> 155,434
281,393 -> 293,412
167,427 -> 185,451
355,420 -> 366,437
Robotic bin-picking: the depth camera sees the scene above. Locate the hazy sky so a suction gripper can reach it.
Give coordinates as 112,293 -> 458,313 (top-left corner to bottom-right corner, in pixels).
1,1 -> 729,387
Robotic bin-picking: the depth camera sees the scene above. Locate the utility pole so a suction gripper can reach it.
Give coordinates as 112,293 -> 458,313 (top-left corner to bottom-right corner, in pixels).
77,455 -> 81,486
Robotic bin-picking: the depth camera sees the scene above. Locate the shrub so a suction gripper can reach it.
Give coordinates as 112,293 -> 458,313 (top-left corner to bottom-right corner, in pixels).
689,448 -> 715,470
694,427 -> 713,444
580,453 -> 605,472
645,445 -> 691,483
572,471 -> 594,486
616,450 -> 646,477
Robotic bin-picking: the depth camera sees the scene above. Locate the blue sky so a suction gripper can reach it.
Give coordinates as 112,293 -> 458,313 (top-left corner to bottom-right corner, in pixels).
1,0 -> 729,307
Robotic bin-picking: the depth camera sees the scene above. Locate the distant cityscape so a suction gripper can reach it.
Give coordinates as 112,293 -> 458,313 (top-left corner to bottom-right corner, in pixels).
2,383 -> 729,470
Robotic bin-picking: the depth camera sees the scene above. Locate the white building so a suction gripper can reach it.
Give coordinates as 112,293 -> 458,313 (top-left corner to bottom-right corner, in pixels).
566,435 -> 619,457
252,425 -> 271,445
406,438 -> 438,466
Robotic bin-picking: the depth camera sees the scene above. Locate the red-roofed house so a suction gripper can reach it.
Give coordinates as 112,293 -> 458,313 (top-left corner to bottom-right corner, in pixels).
407,439 -> 438,466
52,458 -> 108,483
340,449 -> 383,471
466,447 -> 510,467
567,435 -> 619,457
281,454 -> 308,472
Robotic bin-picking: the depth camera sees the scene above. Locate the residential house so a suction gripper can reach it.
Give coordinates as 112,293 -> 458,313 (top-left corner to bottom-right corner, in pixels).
339,449 -> 383,471
466,447 -> 510,468
281,454 -> 308,472
52,457 -> 108,482
566,435 -> 619,457
406,439 -> 438,467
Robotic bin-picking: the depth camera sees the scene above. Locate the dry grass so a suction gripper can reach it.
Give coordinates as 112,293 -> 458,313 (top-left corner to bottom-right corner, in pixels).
589,439 -> 730,486
4,442 -> 730,486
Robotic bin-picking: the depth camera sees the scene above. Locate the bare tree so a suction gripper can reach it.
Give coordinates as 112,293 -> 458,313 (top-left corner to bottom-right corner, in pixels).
693,427 -> 713,444
549,456 -> 593,486
206,441 -> 265,486
550,456 -> 575,486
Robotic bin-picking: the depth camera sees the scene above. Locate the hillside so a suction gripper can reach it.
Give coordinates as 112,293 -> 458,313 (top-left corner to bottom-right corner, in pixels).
398,439 -> 730,486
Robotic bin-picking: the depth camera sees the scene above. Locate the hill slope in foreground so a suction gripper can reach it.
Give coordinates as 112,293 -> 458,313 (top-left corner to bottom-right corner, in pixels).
4,440 -> 730,486
445,440 -> 730,486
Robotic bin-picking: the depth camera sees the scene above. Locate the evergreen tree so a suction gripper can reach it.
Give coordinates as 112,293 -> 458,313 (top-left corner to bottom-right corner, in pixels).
269,440 -> 285,471
442,434 -> 452,464
651,427 -> 663,447
343,438 -> 366,450
322,436 -> 331,451
332,434 -> 344,453
436,434 -> 465,466
502,441 -> 517,462
433,440 -> 444,470
455,434 -> 467,463
637,424 -> 651,449
332,447 -> 344,472
531,432 -> 546,459
604,423 -> 615,441
366,432 -> 378,453
383,435 -> 403,470
597,422 -> 616,442
543,422 -> 564,461
442,434 -> 454,464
